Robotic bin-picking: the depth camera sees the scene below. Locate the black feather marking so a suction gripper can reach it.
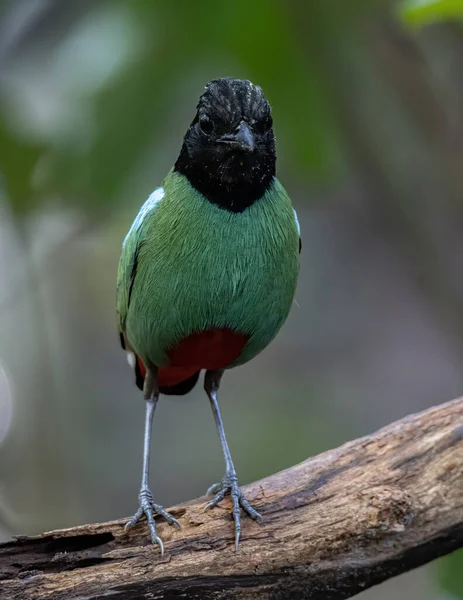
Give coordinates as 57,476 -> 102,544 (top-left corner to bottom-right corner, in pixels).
174,78 -> 276,213
119,332 -> 126,350
299,237 -> 302,254
134,357 -> 144,391
127,244 -> 140,307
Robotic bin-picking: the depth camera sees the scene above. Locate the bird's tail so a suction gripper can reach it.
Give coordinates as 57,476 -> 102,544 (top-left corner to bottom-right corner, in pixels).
134,355 -> 200,396
159,370 -> 200,395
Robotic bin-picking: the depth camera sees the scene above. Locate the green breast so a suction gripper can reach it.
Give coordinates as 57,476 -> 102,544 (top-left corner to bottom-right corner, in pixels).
125,170 -> 299,368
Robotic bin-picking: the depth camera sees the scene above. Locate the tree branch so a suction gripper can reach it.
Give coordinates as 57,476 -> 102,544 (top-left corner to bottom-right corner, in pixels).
1,398 -> 462,599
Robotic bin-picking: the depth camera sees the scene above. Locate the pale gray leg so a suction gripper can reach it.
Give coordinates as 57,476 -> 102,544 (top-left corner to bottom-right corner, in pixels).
125,366 -> 180,554
203,370 -> 262,551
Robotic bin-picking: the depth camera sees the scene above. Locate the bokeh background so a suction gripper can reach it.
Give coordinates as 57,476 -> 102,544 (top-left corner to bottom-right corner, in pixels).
0,0 -> 462,597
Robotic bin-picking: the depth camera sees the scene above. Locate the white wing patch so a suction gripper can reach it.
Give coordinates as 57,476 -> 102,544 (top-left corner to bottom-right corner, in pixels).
126,352 -> 136,369
293,208 -> 300,236
122,187 -> 165,247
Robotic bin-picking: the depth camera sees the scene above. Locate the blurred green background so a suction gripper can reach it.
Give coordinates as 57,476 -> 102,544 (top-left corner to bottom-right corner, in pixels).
0,0 -> 462,597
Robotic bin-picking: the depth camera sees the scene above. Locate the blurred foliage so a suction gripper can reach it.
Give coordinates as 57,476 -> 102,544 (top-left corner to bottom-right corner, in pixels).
398,2 -> 463,598
438,549 -> 463,598
0,0 -> 361,214
0,119 -> 44,212
401,0 -> 463,26
0,0 -> 398,217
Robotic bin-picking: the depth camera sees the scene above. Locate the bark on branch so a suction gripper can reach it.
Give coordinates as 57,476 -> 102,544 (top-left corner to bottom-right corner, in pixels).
1,398 -> 463,600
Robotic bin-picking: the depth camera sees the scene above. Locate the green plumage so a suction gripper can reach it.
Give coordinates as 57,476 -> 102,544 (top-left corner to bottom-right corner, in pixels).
117,169 -> 299,369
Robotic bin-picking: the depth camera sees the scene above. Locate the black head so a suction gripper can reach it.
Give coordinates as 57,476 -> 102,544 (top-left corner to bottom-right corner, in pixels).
174,78 -> 276,213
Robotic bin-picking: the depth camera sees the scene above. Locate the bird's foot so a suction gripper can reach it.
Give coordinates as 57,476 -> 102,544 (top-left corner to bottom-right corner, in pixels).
204,471 -> 262,550
125,487 -> 181,554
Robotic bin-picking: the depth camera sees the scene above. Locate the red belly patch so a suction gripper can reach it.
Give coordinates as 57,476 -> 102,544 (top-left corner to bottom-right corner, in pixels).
167,328 -> 248,369
137,328 -> 248,388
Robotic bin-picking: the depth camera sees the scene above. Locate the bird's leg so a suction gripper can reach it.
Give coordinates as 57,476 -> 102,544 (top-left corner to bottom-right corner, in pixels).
203,369 -> 262,550
125,365 -> 180,554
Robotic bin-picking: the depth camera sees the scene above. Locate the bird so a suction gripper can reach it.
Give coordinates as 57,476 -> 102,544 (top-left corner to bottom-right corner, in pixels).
116,77 -> 300,553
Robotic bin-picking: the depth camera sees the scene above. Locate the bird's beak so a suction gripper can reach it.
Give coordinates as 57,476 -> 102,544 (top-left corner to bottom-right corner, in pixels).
218,121 -> 255,153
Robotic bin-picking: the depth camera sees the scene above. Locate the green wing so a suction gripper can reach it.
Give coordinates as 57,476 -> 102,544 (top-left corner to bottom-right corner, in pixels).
116,227 -> 140,341
116,187 -> 165,344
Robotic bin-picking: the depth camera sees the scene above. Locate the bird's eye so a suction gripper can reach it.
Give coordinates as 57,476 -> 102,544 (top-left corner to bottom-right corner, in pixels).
199,113 -> 213,134
254,115 -> 273,134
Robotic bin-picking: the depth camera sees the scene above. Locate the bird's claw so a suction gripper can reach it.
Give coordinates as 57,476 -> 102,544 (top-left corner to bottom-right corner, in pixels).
204,472 -> 262,550
125,488 -> 181,554
206,481 -> 223,496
